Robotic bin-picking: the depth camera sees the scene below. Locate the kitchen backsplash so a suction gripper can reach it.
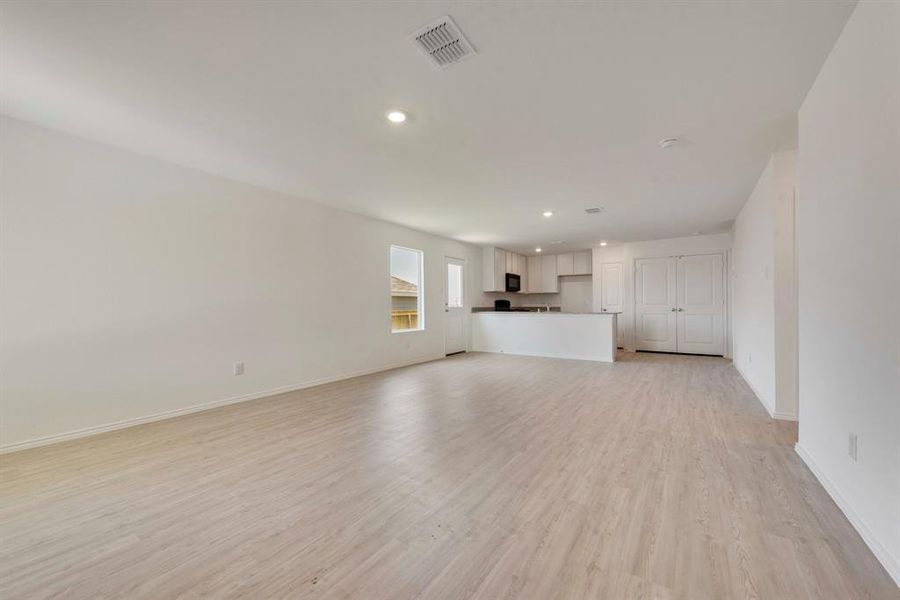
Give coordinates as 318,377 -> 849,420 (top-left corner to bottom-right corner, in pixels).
483,291 -> 560,307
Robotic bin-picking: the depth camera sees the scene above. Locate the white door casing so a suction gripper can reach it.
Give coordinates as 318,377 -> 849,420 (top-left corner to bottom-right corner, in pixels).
444,256 -> 467,354
634,257 -> 677,352
675,254 -> 725,355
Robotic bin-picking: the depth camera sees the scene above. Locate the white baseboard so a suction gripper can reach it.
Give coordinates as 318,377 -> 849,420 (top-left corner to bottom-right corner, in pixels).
733,363 -> 797,421
733,362 -> 776,418
772,410 -> 798,421
0,354 -> 445,455
795,443 -> 900,586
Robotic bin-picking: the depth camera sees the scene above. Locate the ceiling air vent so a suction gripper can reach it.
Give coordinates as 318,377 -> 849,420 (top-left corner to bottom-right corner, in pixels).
584,207 -> 605,214
409,16 -> 476,68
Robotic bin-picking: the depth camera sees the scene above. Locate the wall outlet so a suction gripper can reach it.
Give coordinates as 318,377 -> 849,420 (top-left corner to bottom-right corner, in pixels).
848,432 -> 858,461
234,362 -> 244,376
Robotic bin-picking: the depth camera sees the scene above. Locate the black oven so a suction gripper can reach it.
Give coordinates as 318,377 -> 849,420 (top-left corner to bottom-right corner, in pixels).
505,272 -> 521,293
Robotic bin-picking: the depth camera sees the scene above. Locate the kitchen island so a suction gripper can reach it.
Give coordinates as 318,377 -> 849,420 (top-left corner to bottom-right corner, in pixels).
471,312 -> 616,363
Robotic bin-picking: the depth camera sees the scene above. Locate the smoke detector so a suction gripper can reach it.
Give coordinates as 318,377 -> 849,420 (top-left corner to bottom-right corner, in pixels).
409,16 -> 476,68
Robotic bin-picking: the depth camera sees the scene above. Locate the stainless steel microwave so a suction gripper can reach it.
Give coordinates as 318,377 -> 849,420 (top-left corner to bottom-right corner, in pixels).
505,272 -> 521,293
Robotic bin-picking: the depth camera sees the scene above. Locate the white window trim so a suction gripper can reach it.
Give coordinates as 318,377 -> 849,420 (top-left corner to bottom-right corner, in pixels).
390,244 -> 425,334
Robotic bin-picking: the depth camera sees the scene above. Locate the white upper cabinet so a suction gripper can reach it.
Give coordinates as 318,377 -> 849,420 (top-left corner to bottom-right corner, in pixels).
484,247 -> 530,291
504,250 -> 530,276
487,248 -> 581,293
573,251 -> 592,275
482,246 -> 507,292
527,255 -> 542,293
516,254 -> 528,289
558,251 -> 591,276
557,252 -> 575,276
541,254 -> 559,293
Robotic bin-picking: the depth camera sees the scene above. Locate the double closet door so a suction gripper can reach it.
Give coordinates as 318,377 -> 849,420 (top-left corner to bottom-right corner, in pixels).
634,254 -> 725,355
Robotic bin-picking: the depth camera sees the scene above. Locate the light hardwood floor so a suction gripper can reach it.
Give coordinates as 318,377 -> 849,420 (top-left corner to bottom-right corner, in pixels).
1,352 -> 896,599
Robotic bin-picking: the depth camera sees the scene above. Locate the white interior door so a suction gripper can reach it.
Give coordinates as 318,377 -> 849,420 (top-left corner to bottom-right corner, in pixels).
600,262 -> 624,313
634,257 -> 677,352
444,257 -> 467,355
676,254 -> 725,355
600,262 -> 625,347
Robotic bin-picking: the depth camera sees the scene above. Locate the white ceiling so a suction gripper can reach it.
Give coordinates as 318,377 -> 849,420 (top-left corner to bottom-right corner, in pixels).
1,1 -> 855,254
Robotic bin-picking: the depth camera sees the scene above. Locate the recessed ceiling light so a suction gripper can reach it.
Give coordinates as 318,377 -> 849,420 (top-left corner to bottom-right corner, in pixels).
386,110 -> 407,123
600,241 -> 608,247
659,137 -> 679,148
535,247 -> 542,253
542,211 -> 553,217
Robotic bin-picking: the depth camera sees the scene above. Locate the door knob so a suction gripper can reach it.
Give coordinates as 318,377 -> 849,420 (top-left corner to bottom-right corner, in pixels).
677,308 -> 684,312
671,307 -> 676,312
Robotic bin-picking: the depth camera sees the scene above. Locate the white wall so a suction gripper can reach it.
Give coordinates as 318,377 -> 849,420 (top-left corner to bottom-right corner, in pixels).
593,233 -> 733,352
772,151 -> 798,419
732,150 -> 797,419
733,158 -> 777,413
796,0 -> 900,584
0,117 -> 484,451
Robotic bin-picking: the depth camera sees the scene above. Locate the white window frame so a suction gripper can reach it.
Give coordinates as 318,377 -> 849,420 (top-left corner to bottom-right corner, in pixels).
390,245 -> 425,333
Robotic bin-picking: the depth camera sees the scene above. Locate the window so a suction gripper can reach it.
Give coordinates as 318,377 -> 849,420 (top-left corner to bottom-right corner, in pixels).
390,245 -> 424,332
